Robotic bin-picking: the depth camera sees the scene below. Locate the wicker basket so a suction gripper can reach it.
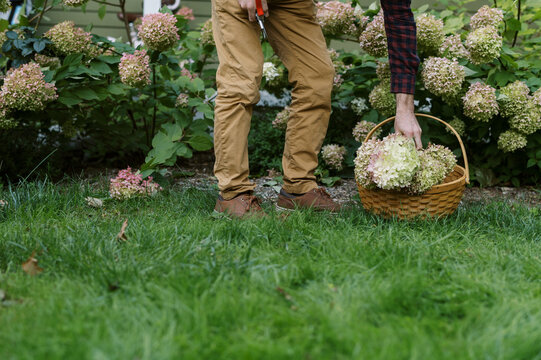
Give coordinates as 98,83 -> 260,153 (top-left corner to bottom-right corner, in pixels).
357,113 -> 470,220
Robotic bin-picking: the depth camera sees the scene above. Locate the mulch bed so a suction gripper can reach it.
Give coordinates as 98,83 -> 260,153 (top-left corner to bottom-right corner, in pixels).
173,169 -> 541,208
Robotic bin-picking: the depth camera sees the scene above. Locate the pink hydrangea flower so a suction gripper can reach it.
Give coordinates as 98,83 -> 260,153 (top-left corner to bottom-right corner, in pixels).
138,13 -> 180,51
272,106 -> 290,130
119,50 -> 151,88
176,6 -> 195,20
359,11 -> 387,58
44,21 -> 95,57
470,6 -> 504,30
321,144 -> 347,171
465,26 -> 502,65
421,57 -> 465,99
1,62 -> 57,112
462,82 -> 499,122
109,167 -> 163,200
62,0 -> 88,7
176,93 -> 189,108
316,1 -> 358,37
181,67 -> 198,80
200,19 -> 214,47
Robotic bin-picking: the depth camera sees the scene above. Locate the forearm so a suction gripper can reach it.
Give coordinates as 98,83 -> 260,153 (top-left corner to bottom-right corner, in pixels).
396,93 -> 414,114
380,0 -> 420,94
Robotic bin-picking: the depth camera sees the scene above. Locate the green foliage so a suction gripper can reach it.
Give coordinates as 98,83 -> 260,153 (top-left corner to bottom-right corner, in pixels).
248,107 -> 285,176
0,4 -> 218,180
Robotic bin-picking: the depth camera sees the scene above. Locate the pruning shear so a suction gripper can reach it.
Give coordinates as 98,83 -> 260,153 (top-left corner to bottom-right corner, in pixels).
255,0 -> 268,40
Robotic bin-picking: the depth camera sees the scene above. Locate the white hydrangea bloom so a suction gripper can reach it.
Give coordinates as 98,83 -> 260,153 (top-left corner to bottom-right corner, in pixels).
262,62 -> 280,82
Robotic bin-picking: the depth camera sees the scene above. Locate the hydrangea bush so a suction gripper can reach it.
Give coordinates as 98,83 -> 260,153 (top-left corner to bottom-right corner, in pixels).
0,4 -> 216,180
1,0 -> 541,187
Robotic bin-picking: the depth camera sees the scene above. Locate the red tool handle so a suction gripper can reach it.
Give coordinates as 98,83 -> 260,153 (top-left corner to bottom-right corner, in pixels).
255,0 -> 264,16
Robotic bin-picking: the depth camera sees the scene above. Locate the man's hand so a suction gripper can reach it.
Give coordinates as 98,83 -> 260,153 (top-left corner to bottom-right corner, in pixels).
394,93 -> 422,149
238,0 -> 268,22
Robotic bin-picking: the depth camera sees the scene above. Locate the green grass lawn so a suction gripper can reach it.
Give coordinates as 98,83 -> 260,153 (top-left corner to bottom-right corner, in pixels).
1,180 -> 540,360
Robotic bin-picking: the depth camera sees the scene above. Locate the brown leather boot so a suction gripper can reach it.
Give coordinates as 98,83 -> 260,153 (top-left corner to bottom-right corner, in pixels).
214,193 -> 267,219
277,187 -> 341,213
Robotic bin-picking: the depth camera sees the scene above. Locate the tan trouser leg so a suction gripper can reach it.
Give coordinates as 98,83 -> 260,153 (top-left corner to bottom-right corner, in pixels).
265,0 -> 334,194
212,0 -> 333,199
212,0 -> 262,200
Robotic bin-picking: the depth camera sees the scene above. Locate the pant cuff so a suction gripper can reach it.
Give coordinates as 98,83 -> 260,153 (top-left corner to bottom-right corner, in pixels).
282,182 -> 318,195
220,185 -> 256,200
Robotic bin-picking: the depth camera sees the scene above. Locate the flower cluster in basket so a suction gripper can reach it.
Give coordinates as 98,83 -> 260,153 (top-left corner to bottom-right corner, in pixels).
354,133 -> 457,194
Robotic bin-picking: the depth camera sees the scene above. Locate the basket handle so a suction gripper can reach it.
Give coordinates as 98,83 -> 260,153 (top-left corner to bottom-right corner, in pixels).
364,113 -> 469,184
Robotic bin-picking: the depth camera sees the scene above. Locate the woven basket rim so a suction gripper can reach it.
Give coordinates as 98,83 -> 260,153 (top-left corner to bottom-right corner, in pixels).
357,165 -> 466,196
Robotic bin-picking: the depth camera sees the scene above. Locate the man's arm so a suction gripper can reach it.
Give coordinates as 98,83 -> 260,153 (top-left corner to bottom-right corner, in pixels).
380,0 -> 422,148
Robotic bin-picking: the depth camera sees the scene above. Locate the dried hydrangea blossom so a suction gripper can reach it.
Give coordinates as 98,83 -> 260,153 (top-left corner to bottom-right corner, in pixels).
439,35 -> 468,59
508,100 -> 541,135
316,1 -> 358,37
376,61 -> 390,81
110,167 -> 163,200
462,82 -> 499,122
465,26 -> 502,65
137,13 -> 180,51
119,50 -> 151,88
176,6 -> 195,21
367,133 -> 420,190
446,117 -> 466,137
352,120 -> 381,142
421,57 -> 465,98
44,21 -> 94,56
272,106 -> 290,130
62,0 -> 88,6
200,19 -> 214,47
409,151 -> 447,194
359,11 -> 387,58
416,14 -> 444,55
351,97 -> 369,116
321,144 -> 347,171
470,5 -> 504,30
1,62 -> 57,112
369,80 -> 396,117
499,81 -> 531,118
354,138 -> 381,188
328,48 -> 351,74
0,94 -> 14,129
333,74 -> 344,90
497,130 -> 527,152
176,93 -> 189,108
34,54 -> 61,69
422,143 -> 457,175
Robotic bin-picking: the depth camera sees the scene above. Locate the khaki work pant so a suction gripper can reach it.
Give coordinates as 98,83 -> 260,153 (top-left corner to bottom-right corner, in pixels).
212,0 -> 334,200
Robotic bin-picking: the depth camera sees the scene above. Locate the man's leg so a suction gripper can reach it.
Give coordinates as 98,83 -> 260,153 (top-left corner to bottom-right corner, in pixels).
264,0 -> 335,194
212,0 -> 263,200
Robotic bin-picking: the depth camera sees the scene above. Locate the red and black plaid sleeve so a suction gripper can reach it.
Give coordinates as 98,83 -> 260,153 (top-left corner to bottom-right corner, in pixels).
380,0 -> 420,94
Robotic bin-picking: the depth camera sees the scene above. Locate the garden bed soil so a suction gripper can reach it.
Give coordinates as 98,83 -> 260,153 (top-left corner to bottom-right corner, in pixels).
172,169 -> 541,208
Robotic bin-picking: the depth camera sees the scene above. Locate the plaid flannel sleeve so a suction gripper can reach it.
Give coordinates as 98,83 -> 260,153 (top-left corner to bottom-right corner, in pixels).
380,0 -> 420,94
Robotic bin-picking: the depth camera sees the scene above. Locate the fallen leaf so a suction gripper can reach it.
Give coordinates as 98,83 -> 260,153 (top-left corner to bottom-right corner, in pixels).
85,197 -> 103,208
0,199 -> 7,208
0,289 -> 5,301
22,251 -> 43,275
117,219 -> 128,242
